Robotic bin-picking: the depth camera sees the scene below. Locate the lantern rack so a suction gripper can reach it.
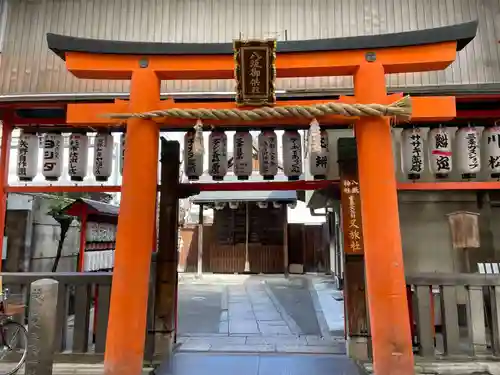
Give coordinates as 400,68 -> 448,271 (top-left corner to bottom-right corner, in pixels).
6,180 -> 500,195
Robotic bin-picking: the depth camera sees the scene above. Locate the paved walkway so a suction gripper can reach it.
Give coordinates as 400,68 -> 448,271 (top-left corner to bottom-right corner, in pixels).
0,353 -> 360,375
157,352 -> 361,375
177,274 -> 345,354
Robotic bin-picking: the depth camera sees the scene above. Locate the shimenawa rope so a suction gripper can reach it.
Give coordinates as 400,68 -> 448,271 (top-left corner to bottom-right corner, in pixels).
104,96 -> 412,121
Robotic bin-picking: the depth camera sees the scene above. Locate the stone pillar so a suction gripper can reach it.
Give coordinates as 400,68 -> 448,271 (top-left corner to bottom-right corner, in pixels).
25,279 -> 59,375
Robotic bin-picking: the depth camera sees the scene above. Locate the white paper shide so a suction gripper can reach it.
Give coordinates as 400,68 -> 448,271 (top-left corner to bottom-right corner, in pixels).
282,130 -> 302,180
483,126 -> 500,178
309,127 -> 330,179
456,126 -> 480,178
233,131 -> 253,180
17,132 -> 39,181
401,128 -> 424,180
42,133 -> 63,181
258,130 -> 278,180
68,133 -> 89,181
429,127 -> 452,178
208,131 -> 228,181
93,133 -> 113,181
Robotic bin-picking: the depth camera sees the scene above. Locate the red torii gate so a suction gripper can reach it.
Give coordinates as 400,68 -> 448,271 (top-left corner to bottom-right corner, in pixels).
37,21 -> 479,375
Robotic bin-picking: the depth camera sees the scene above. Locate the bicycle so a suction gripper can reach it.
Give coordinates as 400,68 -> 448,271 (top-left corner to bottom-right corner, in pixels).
0,289 -> 28,375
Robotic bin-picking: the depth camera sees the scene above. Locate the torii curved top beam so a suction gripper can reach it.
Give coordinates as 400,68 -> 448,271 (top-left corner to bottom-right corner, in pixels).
45,21 -> 478,81
47,20 -> 477,60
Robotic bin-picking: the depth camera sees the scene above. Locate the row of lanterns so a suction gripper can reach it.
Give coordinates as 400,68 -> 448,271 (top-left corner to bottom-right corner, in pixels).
183,124 -> 330,181
212,201 -> 297,210
18,127 -> 330,182
17,132 -> 117,182
401,125 -> 500,179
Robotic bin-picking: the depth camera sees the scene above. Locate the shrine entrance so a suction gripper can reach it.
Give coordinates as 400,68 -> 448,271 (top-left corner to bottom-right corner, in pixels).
0,20 -> 478,375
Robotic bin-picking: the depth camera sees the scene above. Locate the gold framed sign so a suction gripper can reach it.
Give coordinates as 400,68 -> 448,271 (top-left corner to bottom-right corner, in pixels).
233,39 -> 276,106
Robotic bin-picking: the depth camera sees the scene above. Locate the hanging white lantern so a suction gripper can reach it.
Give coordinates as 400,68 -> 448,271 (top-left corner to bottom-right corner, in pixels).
257,201 -> 268,209
282,130 -> 303,181
93,133 -> 113,182
273,201 -> 282,209
233,131 -> 253,180
288,201 -> 297,209
483,125 -> 500,178
214,202 -> 226,210
456,126 -> 481,179
208,130 -> 228,181
183,130 -> 204,180
429,127 -> 452,178
308,120 -> 330,179
258,130 -> 278,180
68,132 -> 89,181
120,132 -> 126,176
17,132 -> 39,181
229,201 -> 239,210
42,133 -> 63,181
401,128 -> 424,180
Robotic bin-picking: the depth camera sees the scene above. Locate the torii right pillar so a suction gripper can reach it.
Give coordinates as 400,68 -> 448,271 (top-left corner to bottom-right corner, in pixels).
350,25 -> 477,375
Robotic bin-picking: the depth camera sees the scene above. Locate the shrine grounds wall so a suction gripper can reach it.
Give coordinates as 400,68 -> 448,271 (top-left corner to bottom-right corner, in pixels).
398,191 -> 500,275
3,193 -> 80,273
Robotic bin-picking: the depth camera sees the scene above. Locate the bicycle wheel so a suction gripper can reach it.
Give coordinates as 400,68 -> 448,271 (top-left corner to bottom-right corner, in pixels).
0,321 -> 28,375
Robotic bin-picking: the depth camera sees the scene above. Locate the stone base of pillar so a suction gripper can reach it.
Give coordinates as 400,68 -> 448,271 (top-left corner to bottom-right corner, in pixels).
346,336 -> 370,361
154,330 -> 174,357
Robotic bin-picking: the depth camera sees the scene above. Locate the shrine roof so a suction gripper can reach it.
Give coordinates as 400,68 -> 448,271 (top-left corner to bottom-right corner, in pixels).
47,20 -> 477,61
61,198 -> 119,218
192,190 -> 297,205
191,174 -> 298,204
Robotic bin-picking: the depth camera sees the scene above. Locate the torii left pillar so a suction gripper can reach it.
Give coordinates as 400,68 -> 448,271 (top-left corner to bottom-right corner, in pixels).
104,69 -> 160,375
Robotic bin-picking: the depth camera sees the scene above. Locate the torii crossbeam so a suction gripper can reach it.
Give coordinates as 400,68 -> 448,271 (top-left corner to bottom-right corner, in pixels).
47,20 -> 478,375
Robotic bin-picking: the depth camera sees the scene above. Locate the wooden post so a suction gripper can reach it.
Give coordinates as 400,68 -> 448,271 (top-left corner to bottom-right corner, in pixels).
77,209 -> 87,272
283,205 -> 289,277
244,202 -> 250,272
0,120 -> 12,282
104,69 -> 160,375
26,279 -> 59,375
353,62 -> 414,375
197,204 -> 204,277
338,140 -> 370,359
154,139 -> 180,361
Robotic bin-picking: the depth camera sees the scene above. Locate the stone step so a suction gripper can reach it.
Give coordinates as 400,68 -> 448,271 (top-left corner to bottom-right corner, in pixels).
0,363 -> 154,375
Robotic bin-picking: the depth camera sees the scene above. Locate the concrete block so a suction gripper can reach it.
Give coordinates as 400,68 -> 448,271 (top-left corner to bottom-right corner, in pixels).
346,336 -> 369,361
289,264 -> 304,274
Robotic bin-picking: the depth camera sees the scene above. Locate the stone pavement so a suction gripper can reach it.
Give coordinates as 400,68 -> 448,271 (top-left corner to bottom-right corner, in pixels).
177,274 -> 346,354
0,353 -> 361,375
4,358 -> 499,375
0,363 -> 154,374
157,352 -> 362,375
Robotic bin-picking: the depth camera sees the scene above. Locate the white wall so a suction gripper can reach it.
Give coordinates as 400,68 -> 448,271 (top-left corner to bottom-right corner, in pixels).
287,202 -> 325,224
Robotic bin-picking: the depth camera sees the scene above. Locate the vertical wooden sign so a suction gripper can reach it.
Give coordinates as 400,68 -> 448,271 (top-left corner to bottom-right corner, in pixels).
338,138 -> 370,350
233,39 -> 276,106
340,169 -> 364,254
